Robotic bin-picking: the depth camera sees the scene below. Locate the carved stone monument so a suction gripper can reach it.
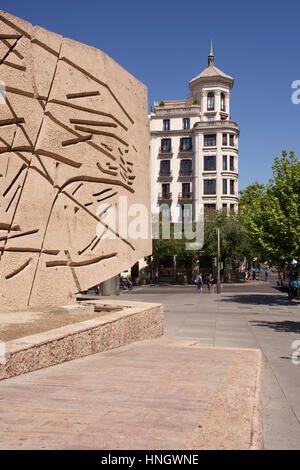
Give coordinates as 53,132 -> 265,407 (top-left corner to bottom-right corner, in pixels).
0,10 -> 151,307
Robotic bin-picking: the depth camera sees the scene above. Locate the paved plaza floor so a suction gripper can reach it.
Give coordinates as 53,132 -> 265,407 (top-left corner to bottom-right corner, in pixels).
0,275 -> 299,450
115,275 -> 300,450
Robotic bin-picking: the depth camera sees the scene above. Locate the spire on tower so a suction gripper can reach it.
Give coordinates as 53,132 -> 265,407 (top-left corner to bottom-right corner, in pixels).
208,40 -> 215,66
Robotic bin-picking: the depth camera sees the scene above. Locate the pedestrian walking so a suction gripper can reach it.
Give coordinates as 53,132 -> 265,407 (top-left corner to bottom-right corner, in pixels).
265,268 -> 269,282
207,273 -> 213,293
195,273 -> 203,293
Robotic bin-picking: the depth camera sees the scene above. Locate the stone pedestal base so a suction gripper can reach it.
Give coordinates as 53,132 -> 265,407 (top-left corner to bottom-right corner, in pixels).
0,300 -> 163,381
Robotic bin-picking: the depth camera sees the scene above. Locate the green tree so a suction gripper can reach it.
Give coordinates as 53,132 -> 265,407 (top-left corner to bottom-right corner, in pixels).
240,151 -> 300,293
203,209 -> 255,266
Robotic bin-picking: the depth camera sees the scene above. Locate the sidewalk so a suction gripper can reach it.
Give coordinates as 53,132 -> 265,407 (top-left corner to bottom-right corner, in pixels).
0,338 -> 262,450
117,282 -> 300,449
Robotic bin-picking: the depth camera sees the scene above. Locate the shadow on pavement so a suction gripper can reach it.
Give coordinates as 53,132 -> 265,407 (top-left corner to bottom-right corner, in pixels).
250,320 -> 300,334
217,294 -> 292,306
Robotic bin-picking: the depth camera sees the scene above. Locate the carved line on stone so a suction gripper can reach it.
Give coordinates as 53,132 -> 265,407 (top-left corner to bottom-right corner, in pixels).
96,161 -> 118,176
92,187 -> 112,197
0,228 -> 39,241
120,171 -> 126,182
46,251 -> 117,268
72,183 -> 83,196
5,96 -> 34,148
74,125 -> 129,147
90,232 -> 104,251
50,99 -> 128,131
58,175 -> 134,194
0,34 -> 21,39
64,249 -> 81,291
0,247 -> 59,254
2,60 -> 26,71
31,38 -> 59,58
61,134 -> 92,147
0,118 -> 25,127
34,149 -> 82,168
0,36 -> 20,66
97,191 -> 117,203
0,15 -> 31,39
66,91 -> 100,99
46,111 -> 116,162
5,86 -> 35,98
60,57 -> 134,125
30,165 -> 54,185
3,163 -> 26,196
101,143 -> 112,152
6,184 -> 21,212
0,223 -> 21,231
69,119 -> 117,128
78,236 -> 97,256
5,257 -> 32,280
35,154 -> 54,184
61,191 -> 135,251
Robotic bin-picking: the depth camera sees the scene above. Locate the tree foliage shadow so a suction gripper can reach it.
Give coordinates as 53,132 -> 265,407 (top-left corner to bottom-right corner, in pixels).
217,293 -> 293,306
250,320 -> 300,334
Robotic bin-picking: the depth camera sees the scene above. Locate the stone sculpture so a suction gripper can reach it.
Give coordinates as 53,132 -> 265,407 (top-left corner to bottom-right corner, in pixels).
0,10 -> 151,307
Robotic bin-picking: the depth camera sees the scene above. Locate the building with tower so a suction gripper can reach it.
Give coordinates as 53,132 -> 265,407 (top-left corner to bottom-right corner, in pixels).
150,42 -> 240,223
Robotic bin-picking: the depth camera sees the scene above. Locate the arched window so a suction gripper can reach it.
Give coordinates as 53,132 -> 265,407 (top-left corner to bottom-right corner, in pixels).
207,92 -> 215,111
221,93 -> 225,112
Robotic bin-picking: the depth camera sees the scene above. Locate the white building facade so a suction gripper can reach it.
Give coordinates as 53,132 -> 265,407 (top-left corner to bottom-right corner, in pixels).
150,43 -> 239,223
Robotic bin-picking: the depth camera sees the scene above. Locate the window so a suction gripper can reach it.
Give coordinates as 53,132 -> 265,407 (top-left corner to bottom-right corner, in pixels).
163,119 -> 170,131
182,204 -> 192,221
207,115 -> 215,121
221,93 -> 225,112
182,183 -> 190,197
223,179 -> 228,194
183,118 -> 190,130
230,204 -> 235,212
230,180 -> 235,195
229,134 -> 234,147
204,156 -> 216,171
223,155 -> 228,171
160,205 -> 170,220
180,137 -> 192,151
204,204 -> 216,212
161,138 -> 171,152
161,160 -> 170,176
204,134 -> 216,147
222,133 -> 227,146
207,92 -> 215,111
222,203 -> 227,211
204,179 -> 216,195
181,159 -> 192,175
162,183 -> 170,197
230,156 -> 234,172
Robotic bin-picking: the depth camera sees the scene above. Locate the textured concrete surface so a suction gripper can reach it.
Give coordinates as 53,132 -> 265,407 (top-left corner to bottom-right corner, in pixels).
0,9 -> 150,308
0,338 -> 262,450
112,277 -> 300,450
0,300 -> 163,381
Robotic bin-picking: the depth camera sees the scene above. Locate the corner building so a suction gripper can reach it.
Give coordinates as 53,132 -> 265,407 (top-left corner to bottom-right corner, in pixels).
150,42 -> 239,223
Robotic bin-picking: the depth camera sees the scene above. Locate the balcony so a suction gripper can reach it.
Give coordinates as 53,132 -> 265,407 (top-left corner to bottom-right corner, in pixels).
158,147 -> 173,158
158,171 -> 173,182
158,192 -> 172,202
178,170 -> 193,181
178,192 -> 193,201
178,146 -> 193,156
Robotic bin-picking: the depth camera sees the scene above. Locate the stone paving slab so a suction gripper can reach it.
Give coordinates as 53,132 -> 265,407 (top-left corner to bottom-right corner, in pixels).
0,339 -> 263,450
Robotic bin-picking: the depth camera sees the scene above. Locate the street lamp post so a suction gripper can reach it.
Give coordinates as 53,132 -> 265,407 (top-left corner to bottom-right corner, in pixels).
217,226 -> 221,294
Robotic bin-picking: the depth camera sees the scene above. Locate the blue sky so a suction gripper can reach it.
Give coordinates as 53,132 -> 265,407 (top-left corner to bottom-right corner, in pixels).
1,0 -> 299,190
